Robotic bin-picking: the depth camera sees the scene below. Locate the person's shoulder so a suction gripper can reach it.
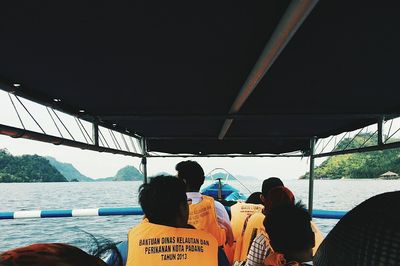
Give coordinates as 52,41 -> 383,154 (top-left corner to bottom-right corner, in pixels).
128,219 -> 152,234
214,199 -> 225,208
253,233 -> 267,243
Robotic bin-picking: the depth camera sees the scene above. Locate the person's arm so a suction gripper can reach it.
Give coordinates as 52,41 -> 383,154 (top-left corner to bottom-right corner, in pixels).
244,235 -> 270,266
214,200 -> 231,223
214,201 -> 234,245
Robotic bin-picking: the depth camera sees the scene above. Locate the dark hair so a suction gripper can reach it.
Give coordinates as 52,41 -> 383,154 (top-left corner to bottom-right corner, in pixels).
261,177 -> 284,198
264,204 -> 314,254
0,243 -> 108,266
175,160 -> 205,191
264,186 -> 295,212
246,192 -> 263,204
139,175 -> 187,225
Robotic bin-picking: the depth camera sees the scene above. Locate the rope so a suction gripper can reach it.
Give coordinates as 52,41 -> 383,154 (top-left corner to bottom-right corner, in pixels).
8,93 -> 25,129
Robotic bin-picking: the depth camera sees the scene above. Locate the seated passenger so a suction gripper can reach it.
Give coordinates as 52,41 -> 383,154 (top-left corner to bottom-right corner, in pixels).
264,204 -> 315,266
230,192 -> 264,262
246,192 -> 263,204
243,186 -> 295,266
126,175 -> 218,266
231,192 -> 264,242
244,186 -> 323,266
232,177 -> 285,264
176,161 -> 234,247
0,243 -> 108,266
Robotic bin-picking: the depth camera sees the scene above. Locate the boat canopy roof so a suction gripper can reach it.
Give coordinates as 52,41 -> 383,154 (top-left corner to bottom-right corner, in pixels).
1,1 -> 399,155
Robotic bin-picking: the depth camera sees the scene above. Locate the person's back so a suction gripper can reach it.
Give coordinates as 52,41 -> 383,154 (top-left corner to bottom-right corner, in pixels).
230,194 -> 264,263
264,205 -> 315,266
126,175 -> 218,266
128,220 -> 218,266
187,194 -> 228,245
231,202 -> 263,244
176,161 -> 233,247
243,184 -> 295,266
235,179 -> 289,265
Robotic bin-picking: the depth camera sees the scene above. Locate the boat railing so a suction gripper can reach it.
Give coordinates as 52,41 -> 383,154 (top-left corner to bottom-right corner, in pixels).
0,207 -> 346,220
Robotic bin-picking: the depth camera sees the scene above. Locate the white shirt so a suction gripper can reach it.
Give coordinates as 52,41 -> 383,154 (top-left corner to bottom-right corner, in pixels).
186,192 -> 232,228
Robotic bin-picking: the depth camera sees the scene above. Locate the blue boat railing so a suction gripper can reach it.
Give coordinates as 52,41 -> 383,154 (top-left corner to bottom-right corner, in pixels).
0,207 -> 346,220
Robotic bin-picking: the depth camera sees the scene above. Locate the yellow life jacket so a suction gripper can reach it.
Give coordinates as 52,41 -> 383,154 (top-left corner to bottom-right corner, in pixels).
231,202 -> 264,240
310,221 -> 324,255
265,252 -> 302,266
235,212 -> 325,260
236,212 -> 266,261
230,202 -> 264,262
127,220 -> 218,266
188,195 -> 226,246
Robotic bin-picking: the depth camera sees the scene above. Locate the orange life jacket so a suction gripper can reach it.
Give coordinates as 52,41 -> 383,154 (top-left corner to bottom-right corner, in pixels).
188,195 -> 226,246
311,221 -> 324,255
265,252 -> 302,266
235,213 -> 324,261
230,202 -> 264,262
235,211 -> 266,261
231,202 -> 264,240
127,220 -> 218,266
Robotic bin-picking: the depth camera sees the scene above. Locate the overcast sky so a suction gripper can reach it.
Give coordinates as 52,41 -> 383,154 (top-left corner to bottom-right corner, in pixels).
0,134 -> 310,179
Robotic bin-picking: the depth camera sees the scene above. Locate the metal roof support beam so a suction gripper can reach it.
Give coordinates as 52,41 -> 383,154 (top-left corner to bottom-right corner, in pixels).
308,137 -> 316,216
378,116 -> 384,146
147,153 -> 304,158
93,122 -> 99,146
218,0 -> 320,140
141,138 -> 148,184
314,140 -> 400,158
99,114 -> 398,121
146,136 -> 310,140
0,123 -> 143,158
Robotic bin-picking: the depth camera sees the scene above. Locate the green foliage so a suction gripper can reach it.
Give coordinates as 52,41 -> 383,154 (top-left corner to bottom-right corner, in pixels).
302,134 -> 400,179
0,149 -> 144,183
113,166 -> 143,181
0,149 -> 67,182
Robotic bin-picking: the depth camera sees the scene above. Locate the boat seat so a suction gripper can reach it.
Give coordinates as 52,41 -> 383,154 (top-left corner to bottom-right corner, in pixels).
313,191 -> 400,266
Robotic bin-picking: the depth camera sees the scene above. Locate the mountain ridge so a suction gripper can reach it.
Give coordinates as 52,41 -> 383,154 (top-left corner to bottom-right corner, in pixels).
0,149 -> 67,182
0,149 -> 144,183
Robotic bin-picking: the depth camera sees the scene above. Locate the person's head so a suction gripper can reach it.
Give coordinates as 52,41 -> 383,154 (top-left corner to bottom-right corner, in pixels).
139,175 -> 188,227
0,243 -> 108,266
246,192 -> 263,204
264,204 -> 315,263
175,160 -> 205,192
264,186 -> 295,213
260,177 -> 284,206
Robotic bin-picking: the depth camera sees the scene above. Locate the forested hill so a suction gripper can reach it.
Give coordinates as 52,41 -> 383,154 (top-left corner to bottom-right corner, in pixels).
301,133 -> 400,179
0,149 -> 67,182
96,166 -> 144,181
46,156 -> 93,182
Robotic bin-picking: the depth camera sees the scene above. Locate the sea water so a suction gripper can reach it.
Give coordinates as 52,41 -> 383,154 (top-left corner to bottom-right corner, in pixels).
1,179 -> 400,252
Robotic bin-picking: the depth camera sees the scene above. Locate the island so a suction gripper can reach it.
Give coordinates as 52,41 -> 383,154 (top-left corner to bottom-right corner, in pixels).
300,133 -> 400,179
0,148 -> 144,183
0,149 -> 67,182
